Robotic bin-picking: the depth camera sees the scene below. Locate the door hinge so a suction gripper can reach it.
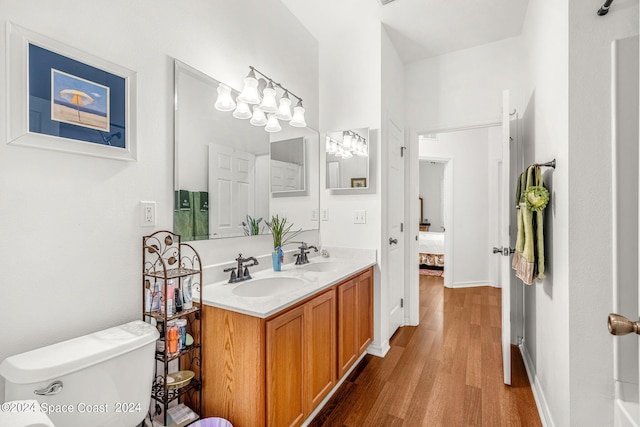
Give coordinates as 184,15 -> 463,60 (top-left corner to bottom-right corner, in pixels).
400,298 -> 404,308
400,222 -> 404,232
400,146 -> 406,157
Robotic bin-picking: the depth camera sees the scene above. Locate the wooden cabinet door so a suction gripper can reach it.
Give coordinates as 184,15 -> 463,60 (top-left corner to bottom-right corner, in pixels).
357,269 -> 374,355
266,305 -> 306,427
337,278 -> 358,378
306,289 -> 336,411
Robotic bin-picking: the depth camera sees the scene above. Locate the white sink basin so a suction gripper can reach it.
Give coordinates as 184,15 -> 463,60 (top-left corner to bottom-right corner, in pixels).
298,262 -> 345,273
232,277 -> 304,297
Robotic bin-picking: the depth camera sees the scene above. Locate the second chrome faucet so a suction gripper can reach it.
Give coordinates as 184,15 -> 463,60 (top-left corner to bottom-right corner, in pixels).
224,253 -> 259,283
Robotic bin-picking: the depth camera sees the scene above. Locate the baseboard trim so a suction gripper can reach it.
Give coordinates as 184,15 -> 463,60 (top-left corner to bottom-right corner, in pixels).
366,340 -> 390,358
302,351 -> 368,426
519,342 -> 554,427
450,280 -> 497,289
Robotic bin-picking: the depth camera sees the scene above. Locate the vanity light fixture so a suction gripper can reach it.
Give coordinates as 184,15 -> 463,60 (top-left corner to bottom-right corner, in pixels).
223,65 -> 306,133
214,83 -> 236,111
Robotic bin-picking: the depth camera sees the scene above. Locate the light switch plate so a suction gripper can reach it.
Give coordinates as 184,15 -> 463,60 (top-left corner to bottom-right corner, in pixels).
140,201 -> 156,227
321,209 -> 329,221
310,209 -> 319,221
353,210 -> 366,224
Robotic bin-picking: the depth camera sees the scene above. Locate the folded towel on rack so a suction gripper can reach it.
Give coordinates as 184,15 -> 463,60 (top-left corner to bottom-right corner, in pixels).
512,165 -> 549,284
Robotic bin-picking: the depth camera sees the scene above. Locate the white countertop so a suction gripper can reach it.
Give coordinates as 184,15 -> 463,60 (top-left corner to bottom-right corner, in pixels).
198,249 -> 376,318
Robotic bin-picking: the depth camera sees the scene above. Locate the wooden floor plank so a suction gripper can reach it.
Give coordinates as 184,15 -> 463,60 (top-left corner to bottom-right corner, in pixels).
309,276 -> 541,427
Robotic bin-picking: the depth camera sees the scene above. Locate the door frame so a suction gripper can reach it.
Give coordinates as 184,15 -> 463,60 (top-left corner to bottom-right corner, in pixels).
406,119 -> 502,326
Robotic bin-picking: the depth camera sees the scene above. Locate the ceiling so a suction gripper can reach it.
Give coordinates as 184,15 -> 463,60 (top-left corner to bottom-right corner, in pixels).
280,0 -> 530,63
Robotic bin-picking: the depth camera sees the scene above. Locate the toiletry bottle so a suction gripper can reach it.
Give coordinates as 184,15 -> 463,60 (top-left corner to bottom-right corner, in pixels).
175,287 -> 183,313
166,282 -> 174,317
182,276 -> 193,310
166,323 -> 179,355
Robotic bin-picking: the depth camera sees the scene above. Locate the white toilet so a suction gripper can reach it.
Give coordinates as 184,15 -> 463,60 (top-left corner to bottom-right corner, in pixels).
0,320 -> 159,427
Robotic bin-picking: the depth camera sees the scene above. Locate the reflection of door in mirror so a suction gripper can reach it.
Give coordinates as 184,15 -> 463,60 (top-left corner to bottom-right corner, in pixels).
208,144 -> 258,238
270,137 -> 305,193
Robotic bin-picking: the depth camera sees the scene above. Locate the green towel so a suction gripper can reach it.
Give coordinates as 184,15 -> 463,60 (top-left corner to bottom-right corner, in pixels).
174,190 -> 194,241
513,165 -> 548,284
192,191 -> 209,241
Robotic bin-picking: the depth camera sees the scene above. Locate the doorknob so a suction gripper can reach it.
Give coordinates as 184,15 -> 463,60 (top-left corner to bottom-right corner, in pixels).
389,238 -> 398,245
492,247 -> 515,256
608,313 -> 640,336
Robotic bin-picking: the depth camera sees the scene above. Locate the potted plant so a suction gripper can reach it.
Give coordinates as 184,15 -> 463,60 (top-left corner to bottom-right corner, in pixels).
241,214 -> 263,236
265,215 -> 302,271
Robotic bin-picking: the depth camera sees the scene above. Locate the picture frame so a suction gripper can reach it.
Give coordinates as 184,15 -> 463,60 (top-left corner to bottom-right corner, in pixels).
5,22 -> 137,161
351,177 -> 367,188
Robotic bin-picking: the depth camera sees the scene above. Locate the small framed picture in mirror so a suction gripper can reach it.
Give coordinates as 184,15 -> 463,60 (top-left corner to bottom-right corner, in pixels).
351,178 -> 367,188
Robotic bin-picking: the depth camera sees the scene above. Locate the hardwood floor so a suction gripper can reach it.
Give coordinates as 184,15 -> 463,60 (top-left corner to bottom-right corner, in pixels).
309,275 -> 541,427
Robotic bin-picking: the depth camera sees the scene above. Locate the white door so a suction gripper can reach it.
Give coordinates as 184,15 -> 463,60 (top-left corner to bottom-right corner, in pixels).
499,90 -> 513,386
209,144 -> 255,238
388,118 -> 405,337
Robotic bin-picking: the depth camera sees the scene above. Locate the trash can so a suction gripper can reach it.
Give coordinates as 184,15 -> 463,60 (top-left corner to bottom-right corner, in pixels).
190,417 -> 233,427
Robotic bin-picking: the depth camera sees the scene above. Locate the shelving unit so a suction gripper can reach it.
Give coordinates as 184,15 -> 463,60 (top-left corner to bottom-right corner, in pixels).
143,230 -> 203,426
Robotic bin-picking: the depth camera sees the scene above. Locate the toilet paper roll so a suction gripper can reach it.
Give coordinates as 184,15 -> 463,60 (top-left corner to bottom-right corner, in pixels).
0,399 -> 55,427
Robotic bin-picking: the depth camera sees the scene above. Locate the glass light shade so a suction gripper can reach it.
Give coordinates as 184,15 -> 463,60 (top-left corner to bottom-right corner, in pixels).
238,70 -> 261,104
342,150 -> 353,159
250,106 -> 267,126
232,97 -> 252,119
214,83 -> 236,111
325,136 -> 332,152
259,82 -> 278,113
276,92 -> 292,121
342,132 -> 353,149
330,140 -> 338,154
289,101 -> 306,127
265,114 -> 282,132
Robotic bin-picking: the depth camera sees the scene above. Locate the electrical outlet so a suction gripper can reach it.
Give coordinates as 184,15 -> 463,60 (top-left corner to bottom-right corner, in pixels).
310,209 -> 319,221
353,210 -> 366,224
321,208 -> 329,221
140,201 -> 156,226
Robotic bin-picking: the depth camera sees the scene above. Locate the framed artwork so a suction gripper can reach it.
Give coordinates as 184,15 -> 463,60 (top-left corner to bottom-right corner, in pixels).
6,22 -> 137,161
351,177 -> 367,188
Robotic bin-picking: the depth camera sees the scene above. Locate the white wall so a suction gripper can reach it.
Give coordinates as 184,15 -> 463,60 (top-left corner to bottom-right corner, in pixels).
405,36 -> 525,133
520,1 -> 571,424
418,128 -> 493,287
0,0 -> 318,398
566,1 -> 639,425
419,161 -> 445,230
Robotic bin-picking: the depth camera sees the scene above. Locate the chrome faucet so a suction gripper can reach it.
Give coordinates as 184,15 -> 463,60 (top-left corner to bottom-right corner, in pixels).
294,242 -> 318,265
224,253 -> 259,283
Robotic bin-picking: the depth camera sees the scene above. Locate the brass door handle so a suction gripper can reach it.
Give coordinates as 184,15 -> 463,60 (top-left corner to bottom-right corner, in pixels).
608,313 -> 640,336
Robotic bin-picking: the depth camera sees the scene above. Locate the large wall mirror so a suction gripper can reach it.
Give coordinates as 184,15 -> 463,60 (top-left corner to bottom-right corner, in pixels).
174,60 -> 319,241
325,127 -> 372,191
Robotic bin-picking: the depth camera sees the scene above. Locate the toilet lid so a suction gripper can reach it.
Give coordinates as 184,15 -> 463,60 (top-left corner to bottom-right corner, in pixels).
0,321 -> 158,384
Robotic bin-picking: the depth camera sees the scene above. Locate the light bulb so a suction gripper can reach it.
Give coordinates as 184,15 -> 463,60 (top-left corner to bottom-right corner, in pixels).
238,69 -> 261,104
342,132 -> 353,149
250,106 -> 267,126
265,114 -> 282,132
214,83 -> 236,111
289,100 -> 306,128
276,91 -> 292,121
259,81 -> 278,113
232,97 -> 252,119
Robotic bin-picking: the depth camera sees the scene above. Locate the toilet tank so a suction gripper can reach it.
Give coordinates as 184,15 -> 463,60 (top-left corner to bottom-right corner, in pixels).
0,320 -> 159,427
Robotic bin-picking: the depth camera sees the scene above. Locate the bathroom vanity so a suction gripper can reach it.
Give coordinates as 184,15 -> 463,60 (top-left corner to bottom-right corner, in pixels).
199,255 -> 375,427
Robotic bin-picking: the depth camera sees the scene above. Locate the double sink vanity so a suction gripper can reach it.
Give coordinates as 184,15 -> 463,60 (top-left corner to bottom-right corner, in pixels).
198,249 -> 375,427
173,58 -> 378,426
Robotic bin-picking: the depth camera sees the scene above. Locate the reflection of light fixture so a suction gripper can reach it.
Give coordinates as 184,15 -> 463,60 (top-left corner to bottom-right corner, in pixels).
214,83 -> 236,111
265,114 -> 282,132
259,81 -> 278,113
238,69 -> 261,104
220,66 -> 306,133
250,105 -> 267,126
326,130 -> 368,158
232,97 -> 252,119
